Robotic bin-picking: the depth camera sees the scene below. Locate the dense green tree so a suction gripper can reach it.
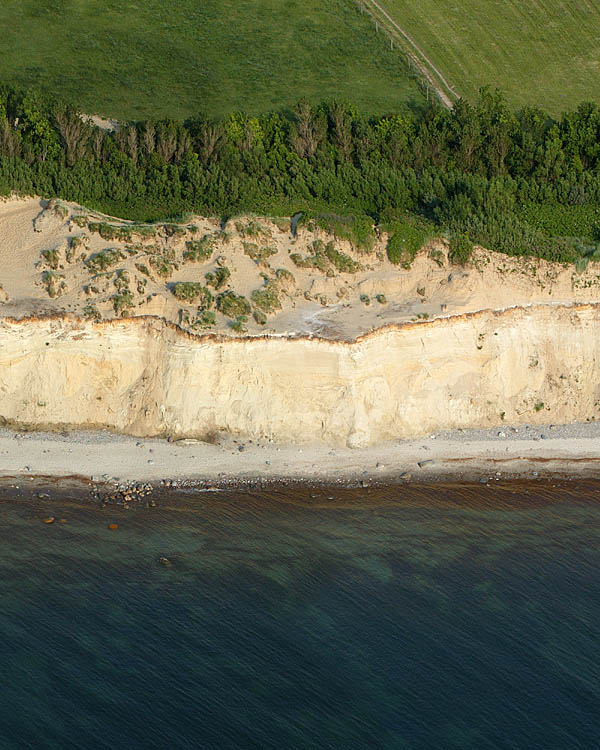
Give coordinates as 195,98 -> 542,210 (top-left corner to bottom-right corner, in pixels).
2,83 -> 600,264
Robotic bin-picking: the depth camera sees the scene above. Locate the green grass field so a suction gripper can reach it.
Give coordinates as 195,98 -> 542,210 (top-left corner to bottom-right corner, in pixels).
0,0 -> 425,121
375,0 -> 600,113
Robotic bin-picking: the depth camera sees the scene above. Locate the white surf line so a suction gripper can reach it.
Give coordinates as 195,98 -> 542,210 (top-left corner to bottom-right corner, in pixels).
361,0 -> 458,108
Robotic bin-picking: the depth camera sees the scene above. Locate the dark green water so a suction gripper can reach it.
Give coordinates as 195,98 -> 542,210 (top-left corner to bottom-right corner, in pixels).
0,480 -> 599,749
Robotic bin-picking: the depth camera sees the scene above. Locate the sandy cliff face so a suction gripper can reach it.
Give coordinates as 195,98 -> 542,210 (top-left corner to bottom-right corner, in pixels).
1,305 -> 599,446
3,198 -> 600,446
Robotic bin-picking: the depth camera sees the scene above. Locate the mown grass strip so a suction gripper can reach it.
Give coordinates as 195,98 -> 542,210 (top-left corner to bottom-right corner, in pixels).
375,0 -> 600,113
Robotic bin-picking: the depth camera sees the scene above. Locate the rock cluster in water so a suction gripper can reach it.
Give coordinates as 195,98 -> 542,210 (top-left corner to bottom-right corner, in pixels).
92,482 -> 155,509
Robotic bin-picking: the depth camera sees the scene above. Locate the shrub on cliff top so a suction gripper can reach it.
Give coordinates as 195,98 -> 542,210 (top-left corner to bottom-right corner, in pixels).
448,233 -> 474,265
216,290 -> 251,318
42,270 -> 65,298
83,304 -> 101,321
253,309 -> 267,325
163,223 -> 187,238
306,213 -> 375,252
113,269 -> 130,293
251,281 -> 281,313
191,310 -> 216,330
385,217 -> 434,268
230,315 -> 248,333
183,235 -> 216,262
291,239 -> 361,274
275,268 -> 295,285
41,247 -> 60,270
113,290 -> 134,315
290,241 -> 329,273
88,222 -> 135,242
235,219 -> 271,238
149,254 -> 178,278
85,248 -> 125,273
171,282 -> 214,309
205,266 -> 231,290
242,242 -> 278,264
324,242 -> 361,273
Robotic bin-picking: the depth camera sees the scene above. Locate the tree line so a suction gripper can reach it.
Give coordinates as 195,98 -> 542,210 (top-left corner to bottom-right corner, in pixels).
3,84 -> 600,263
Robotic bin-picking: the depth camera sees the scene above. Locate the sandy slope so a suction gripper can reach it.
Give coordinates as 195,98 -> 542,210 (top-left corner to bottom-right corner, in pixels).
2,196 -> 600,339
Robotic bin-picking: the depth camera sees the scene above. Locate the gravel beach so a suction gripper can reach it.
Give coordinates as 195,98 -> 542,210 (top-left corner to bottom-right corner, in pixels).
1,422 -> 600,486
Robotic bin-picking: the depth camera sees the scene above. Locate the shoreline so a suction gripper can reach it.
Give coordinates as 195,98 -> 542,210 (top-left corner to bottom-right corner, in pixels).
2,422 -> 600,487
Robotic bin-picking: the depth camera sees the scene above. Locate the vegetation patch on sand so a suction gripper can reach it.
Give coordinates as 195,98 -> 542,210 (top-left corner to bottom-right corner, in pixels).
6,195 -> 600,342
307,214 -> 376,253
183,236 -> 216,263
216,291 -> 251,318
386,216 -> 435,268
242,243 -> 278,265
205,267 -> 231,290
171,283 -> 214,309
251,278 -> 282,314
85,248 -> 125,274
148,255 -> 178,279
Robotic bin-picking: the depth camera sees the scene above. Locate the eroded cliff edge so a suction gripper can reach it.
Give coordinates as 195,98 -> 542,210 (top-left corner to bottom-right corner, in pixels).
2,304 -> 598,446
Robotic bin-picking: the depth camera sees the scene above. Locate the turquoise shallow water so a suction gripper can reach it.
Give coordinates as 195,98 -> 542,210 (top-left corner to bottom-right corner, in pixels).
0,480 -> 599,749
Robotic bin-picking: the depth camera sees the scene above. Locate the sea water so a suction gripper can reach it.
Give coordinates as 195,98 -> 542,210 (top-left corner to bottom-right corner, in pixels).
0,481 -> 598,749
